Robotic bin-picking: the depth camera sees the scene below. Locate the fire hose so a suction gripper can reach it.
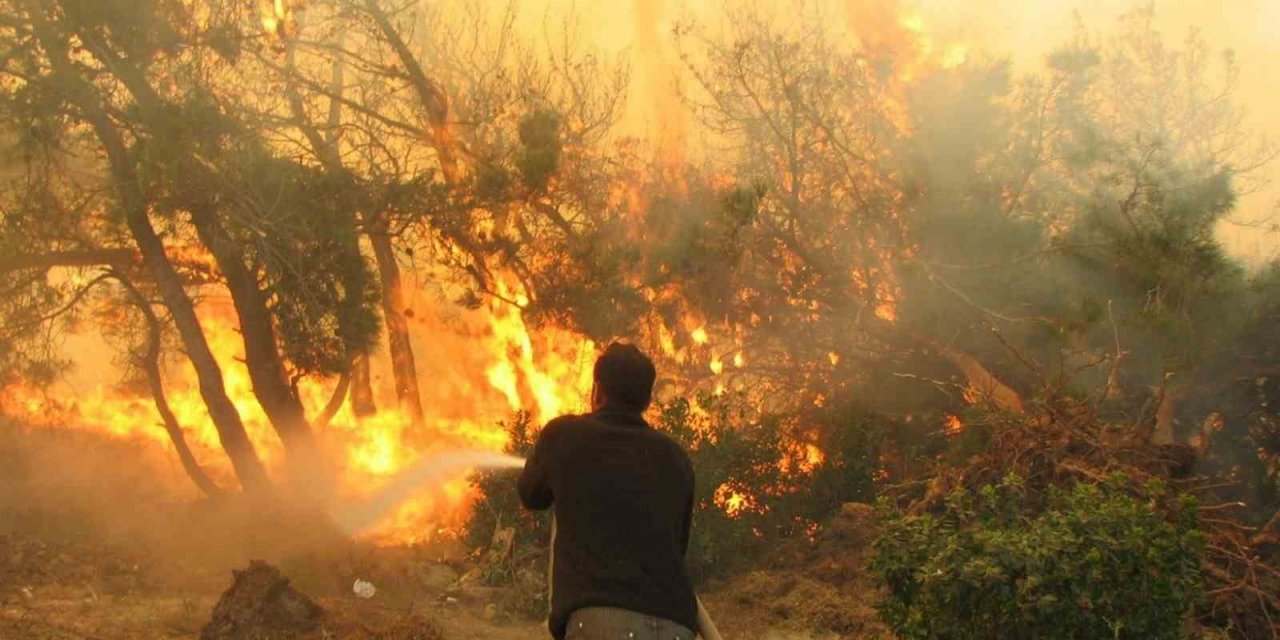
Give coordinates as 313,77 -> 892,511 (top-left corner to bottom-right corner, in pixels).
549,517 -> 724,639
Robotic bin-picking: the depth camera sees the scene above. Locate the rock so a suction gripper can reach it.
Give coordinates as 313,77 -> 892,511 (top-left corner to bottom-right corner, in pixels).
200,561 -> 322,640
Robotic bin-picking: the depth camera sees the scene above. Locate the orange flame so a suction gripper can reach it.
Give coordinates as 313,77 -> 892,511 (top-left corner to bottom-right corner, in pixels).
1,269 -> 592,545
261,0 -> 296,41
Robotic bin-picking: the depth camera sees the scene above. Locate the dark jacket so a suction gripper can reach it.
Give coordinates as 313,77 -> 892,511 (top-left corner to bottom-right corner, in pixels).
517,406 -> 697,639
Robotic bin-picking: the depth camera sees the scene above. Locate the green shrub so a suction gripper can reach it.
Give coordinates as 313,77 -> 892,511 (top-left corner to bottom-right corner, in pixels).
465,412 -> 552,594
871,475 -> 1204,640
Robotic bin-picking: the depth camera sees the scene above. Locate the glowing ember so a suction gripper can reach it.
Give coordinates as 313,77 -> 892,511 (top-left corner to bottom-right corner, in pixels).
801,444 -> 825,473
714,483 -> 759,518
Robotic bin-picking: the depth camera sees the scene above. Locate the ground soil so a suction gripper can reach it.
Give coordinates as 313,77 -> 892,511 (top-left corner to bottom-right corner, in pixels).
0,513 -> 885,640
0,422 -> 885,639
0,528 -> 545,640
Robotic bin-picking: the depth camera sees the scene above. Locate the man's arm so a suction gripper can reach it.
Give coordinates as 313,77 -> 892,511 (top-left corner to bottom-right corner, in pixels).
517,421 -> 560,510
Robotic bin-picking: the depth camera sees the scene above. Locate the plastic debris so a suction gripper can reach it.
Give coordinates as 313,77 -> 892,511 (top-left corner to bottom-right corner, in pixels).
353,579 -> 377,599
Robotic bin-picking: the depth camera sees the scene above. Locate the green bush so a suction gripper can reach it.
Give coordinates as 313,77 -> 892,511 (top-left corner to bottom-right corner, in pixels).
464,412 -> 552,618
871,475 -> 1204,640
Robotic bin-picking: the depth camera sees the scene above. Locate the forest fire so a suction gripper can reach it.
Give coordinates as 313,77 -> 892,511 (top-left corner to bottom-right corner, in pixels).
2,0 -> 1280,637
1,276 -> 593,544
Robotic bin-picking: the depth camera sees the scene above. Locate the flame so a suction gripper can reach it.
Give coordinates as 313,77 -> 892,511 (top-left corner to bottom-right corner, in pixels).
714,483 -> 759,518
1,265 -> 592,545
633,0 -> 688,177
690,327 -> 708,345
261,0 -> 295,41
801,444 -> 825,473
944,414 -> 963,436
0,0 -> 980,545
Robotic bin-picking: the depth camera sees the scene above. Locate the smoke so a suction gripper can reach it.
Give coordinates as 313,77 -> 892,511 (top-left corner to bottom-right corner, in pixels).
500,0 -> 1279,262
0,420 -> 529,593
331,450 -> 525,536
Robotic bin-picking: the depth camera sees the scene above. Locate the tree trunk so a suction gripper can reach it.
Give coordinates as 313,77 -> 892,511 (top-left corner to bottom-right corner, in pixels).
933,343 -> 1025,414
867,314 -> 1026,414
350,354 -> 377,418
117,275 -> 223,497
367,220 -> 425,426
314,370 -> 352,430
282,40 -> 410,425
25,7 -> 271,492
1152,377 -> 1180,445
127,211 -> 271,491
186,205 -> 324,486
57,10 -> 318,464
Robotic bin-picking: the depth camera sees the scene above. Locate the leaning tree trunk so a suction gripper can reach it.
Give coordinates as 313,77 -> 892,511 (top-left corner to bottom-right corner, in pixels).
867,313 -> 1026,415
932,342 -> 1025,414
187,205 -> 324,489
25,9 -> 271,492
314,370 -> 351,430
117,274 -> 224,497
55,8 -> 318,468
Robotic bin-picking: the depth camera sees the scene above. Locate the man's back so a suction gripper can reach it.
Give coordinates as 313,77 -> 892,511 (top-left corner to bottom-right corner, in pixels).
518,407 -> 697,640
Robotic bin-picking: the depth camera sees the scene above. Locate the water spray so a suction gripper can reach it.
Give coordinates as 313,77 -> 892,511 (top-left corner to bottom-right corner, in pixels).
332,449 -> 525,535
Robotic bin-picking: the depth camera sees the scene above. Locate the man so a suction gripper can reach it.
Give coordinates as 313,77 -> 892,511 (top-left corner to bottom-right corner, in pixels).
518,342 -> 702,640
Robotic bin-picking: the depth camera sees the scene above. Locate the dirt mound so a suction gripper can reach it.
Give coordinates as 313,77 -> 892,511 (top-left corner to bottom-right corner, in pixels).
201,561 -> 323,640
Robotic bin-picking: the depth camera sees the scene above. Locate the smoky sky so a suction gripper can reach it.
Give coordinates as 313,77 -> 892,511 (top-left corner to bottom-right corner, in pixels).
497,0 -> 1279,262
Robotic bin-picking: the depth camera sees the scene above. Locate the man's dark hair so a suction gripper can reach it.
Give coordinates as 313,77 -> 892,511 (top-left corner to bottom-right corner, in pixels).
593,342 -> 657,410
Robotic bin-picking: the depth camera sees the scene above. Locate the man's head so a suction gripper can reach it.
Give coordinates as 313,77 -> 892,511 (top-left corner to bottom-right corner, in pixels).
590,342 -> 656,412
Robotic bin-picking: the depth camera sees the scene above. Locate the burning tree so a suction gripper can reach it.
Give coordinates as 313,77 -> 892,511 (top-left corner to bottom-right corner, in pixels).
0,0 -> 626,514
0,0 -> 384,494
